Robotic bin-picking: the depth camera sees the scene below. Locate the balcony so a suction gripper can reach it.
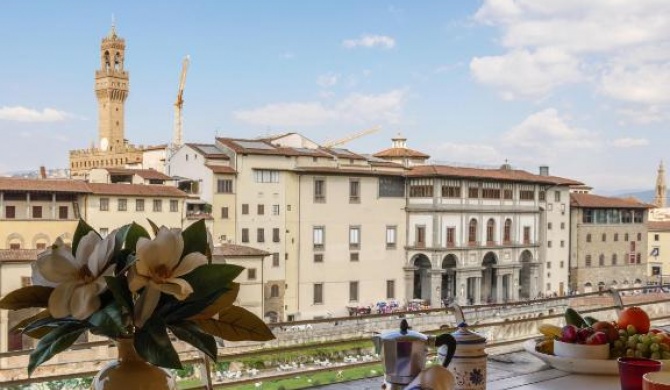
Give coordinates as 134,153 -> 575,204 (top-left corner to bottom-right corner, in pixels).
3,287 -> 669,389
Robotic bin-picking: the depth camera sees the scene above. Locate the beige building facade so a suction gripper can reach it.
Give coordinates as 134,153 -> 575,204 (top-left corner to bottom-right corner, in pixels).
648,221 -> 670,285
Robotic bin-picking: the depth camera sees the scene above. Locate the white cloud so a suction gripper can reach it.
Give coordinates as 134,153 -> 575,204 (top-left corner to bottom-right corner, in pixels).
611,138 -> 649,148
600,64 -> 670,105
316,73 -> 339,88
0,106 -> 74,122
470,49 -> 581,99
503,108 -> 599,150
342,34 -> 396,49
234,89 -> 406,127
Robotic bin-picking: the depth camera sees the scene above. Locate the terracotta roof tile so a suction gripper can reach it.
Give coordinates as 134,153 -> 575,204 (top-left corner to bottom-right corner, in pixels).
86,183 -> 187,198
406,165 -> 582,186
570,193 -> 652,209
373,147 -> 430,159
106,168 -> 172,180
205,164 -> 237,174
212,244 -> 270,257
0,177 -> 90,193
0,249 -> 39,262
294,166 -> 405,177
649,221 -> 670,231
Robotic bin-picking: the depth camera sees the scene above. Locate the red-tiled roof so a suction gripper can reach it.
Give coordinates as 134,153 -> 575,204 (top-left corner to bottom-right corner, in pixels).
294,166 -> 405,177
320,148 -> 368,160
0,249 -> 39,262
205,164 -> 236,174
0,177 -> 90,193
212,244 -> 270,257
106,168 -> 172,181
373,147 -> 430,159
86,183 -> 187,198
649,221 -> 670,231
570,193 -> 652,209
143,144 -> 168,151
406,165 -> 582,185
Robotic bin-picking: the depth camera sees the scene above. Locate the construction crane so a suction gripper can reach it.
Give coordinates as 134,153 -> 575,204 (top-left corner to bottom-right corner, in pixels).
172,55 -> 190,151
322,126 -> 381,148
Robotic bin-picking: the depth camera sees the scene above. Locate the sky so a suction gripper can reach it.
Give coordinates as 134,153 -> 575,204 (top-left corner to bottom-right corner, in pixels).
1,1 -> 669,193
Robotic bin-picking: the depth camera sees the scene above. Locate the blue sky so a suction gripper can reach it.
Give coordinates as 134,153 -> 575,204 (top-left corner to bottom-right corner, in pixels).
1,1 -> 669,192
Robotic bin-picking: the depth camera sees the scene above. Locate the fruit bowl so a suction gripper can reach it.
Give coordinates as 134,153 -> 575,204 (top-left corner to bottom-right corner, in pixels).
554,340 -> 610,360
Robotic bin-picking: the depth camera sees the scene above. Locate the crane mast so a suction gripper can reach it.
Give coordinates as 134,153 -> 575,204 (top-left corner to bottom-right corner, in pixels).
172,55 -> 190,151
322,126 -> 381,148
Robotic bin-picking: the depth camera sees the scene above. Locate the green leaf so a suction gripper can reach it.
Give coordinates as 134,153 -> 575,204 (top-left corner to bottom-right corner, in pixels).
168,321 -> 218,360
181,219 -> 208,258
72,219 -> 97,256
0,286 -> 53,310
134,317 -> 182,369
10,310 -> 51,334
192,306 -> 275,342
23,315 -> 81,338
162,285 -> 229,323
105,276 -> 133,314
189,283 -> 239,320
147,219 -> 160,236
28,323 -> 88,376
181,264 -> 244,302
88,302 -> 125,338
113,224 -> 132,252
124,222 -> 150,252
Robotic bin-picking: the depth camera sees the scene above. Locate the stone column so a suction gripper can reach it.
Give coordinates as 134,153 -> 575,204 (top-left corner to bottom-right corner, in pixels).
530,266 -> 538,298
403,267 -> 416,302
26,192 -> 31,218
456,273 -> 468,305
496,274 -> 503,303
51,193 -> 56,219
474,277 -> 482,304
430,270 -> 443,307
0,192 -> 4,219
512,269 -> 520,301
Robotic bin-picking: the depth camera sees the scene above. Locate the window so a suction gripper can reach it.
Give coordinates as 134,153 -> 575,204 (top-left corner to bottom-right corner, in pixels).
586,255 -> 592,267
242,204 -> 249,215
486,219 -> 495,244
349,281 -> 359,302
254,170 -> 279,183
248,268 -> 256,280
612,254 -> 618,266
349,179 -> 360,203
314,253 -> 324,263
468,186 -> 479,199
100,198 -> 109,211
482,188 -> 501,199
503,219 -> 512,243
441,181 -> 461,198
520,190 -> 535,200
410,179 -> 434,198
539,191 -> 546,201
272,253 -> 279,267
314,178 -> 326,202
416,226 -> 426,247
257,228 -> 265,243
170,200 -> 178,212
548,222 -> 552,230
560,222 -> 565,230
634,210 -> 643,223
100,228 -> 109,237
241,228 -> 249,243
136,199 -> 144,211
9,243 -> 20,249
386,280 -> 395,299
554,191 -> 561,202
586,234 -> 592,243
5,206 -> 15,219
32,206 -> 42,219
58,206 -> 68,219
221,207 -> 229,219
349,226 -> 360,249
560,240 -> 565,248
273,228 -> 280,243
118,198 -> 127,211
625,233 -> 629,241
614,233 -> 619,241
313,283 -> 323,304
270,284 -> 279,298
313,226 -> 325,250
523,226 -> 531,244
547,261 -> 551,269
217,179 -> 233,193
36,242 -> 46,250
560,261 -> 564,268
637,232 -> 642,241
468,219 -> 477,245
599,254 -> 605,266
272,204 -> 280,216
548,241 -> 552,248
446,227 -> 456,248
386,226 -> 397,249
350,252 -> 359,262
655,234 -> 660,241
257,204 -> 265,215
152,199 -> 162,212
504,186 -> 513,200
379,177 -> 405,197
636,253 -> 641,264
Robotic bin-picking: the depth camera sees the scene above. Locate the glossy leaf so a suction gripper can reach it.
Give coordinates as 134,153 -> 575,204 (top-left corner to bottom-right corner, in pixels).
188,283 -> 239,320
124,222 -> 150,253
0,286 -> 53,310
134,317 -> 182,369
72,219 -> 97,256
163,285 -> 229,323
105,276 -> 133,314
168,321 -> 218,360
113,224 -> 131,253
88,302 -> 125,338
181,219 -> 208,258
181,264 -> 243,302
10,310 -> 50,334
192,306 -> 275,342
28,323 -> 88,375
23,315 -> 80,338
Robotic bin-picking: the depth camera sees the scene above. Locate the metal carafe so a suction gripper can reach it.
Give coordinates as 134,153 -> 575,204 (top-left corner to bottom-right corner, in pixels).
372,319 -> 456,390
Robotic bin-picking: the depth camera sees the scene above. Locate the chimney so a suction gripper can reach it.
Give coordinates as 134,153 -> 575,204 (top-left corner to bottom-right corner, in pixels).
39,166 -> 47,179
539,166 -> 549,176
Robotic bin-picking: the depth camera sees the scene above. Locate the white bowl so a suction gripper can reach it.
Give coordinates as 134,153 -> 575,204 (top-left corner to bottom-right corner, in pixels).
554,340 -> 610,360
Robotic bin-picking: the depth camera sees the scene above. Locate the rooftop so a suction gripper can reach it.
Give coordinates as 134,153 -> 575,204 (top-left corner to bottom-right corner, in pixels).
570,193 -> 652,209
186,143 -> 230,160
406,164 -> 582,186
373,147 -> 430,159
213,244 -> 270,257
0,177 -> 90,193
0,249 -> 40,262
105,168 -> 172,181
86,183 -> 187,198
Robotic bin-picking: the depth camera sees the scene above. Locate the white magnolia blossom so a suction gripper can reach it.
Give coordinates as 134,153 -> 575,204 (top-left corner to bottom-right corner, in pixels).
33,231 -> 116,320
129,227 -> 207,328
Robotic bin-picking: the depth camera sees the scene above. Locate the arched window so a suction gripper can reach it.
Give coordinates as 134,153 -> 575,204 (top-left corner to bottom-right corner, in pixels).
468,219 -> 477,245
270,284 -> 279,298
486,219 -> 495,244
104,51 -> 110,71
503,219 -> 512,243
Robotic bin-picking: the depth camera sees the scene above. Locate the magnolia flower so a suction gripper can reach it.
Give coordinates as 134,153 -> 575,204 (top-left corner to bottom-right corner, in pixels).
33,231 -> 116,320
129,227 -> 207,327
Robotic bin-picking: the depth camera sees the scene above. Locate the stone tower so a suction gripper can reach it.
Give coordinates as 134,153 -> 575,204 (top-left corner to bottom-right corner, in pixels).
653,160 -> 667,208
95,21 -> 129,153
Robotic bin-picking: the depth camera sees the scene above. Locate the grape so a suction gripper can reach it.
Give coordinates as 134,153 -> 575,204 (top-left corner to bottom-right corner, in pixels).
651,343 -> 661,353
627,325 -> 637,335
619,329 -> 628,337
640,335 -> 652,345
626,349 -> 635,357
653,335 -> 664,344
637,343 -> 649,353
628,338 -> 638,349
